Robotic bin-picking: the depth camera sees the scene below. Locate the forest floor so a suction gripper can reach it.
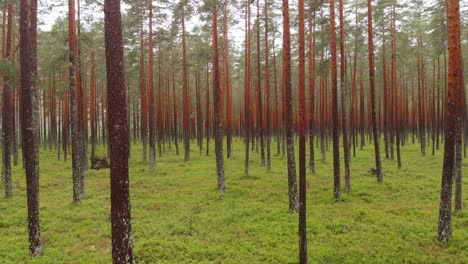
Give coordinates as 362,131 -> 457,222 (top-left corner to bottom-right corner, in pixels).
0,139 -> 467,263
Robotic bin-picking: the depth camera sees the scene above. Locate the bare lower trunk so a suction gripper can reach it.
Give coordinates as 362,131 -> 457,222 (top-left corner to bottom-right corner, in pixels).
212,5 -> 225,192
437,0 -> 463,244
20,0 -> 43,256
283,0 -> 298,213
366,0 -> 383,182
104,0 -> 133,261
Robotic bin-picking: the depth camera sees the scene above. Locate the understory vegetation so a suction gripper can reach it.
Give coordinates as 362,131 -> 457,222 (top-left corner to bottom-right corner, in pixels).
1,141 -> 466,263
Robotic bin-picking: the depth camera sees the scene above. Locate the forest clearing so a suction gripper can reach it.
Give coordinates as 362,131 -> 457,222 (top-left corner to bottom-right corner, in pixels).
0,0 -> 467,263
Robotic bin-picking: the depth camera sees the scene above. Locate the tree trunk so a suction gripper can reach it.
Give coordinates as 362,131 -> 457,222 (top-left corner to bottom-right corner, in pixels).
298,0 -> 307,262
437,0 -> 463,243
104,0 -> 134,261
244,0 -> 251,176
90,49 -> 97,161
205,63 -> 210,156
69,0 -> 85,203
265,0 -> 271,172
339,0 -> 350,191
148,0 -> 156,170
2,1 -> 13,197
392,4 -> 401,168
366,0 -> 383,182
20,0 -> 43,256
140,18 -> 147,161
330,0 -> 341,199
256,0 -> 265,167
223,0 -> 232,159
182,5 -> 190,162
308,10 -> 316,174
212,4 -> 225,192
283,0 -> 298,213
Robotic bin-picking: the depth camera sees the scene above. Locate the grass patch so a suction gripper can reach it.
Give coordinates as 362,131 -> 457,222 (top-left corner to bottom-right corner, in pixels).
0,139 -> 467,263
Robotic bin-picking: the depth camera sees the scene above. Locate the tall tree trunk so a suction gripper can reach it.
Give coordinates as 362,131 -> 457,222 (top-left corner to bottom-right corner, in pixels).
366,0 -> 383,182
104,0 -> 133,261
265,0 -> 271,172
182,4 -> 190,162
330,0 -> 341,199
223,0 -> 232,159
382,28 -> 389,160
308,10 -> 316,174
212,4 -> 225,192
256,0 -> 265,167
205,63 -> 210,156
2,1 -> 13,197
90,49 -> 97,161
172,55 -> 179,156
20,0 -> 43,256
140,18 -> 147,161
196,71 -> 203,154
298,0 -> 307,262
69,0 -> 85,203
437,0 -> 463,243
148,0 -> 156,170
392,3 -> 401,168
339,0 -> 350,191
244,0 -> 251,176
283,0 -> 299,212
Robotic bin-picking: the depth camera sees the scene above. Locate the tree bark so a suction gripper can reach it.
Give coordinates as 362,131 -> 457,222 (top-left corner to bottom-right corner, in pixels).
182,4 -> 190,162
104,0 -> 134,261
20,0 -> 43,256
244,0 -> 251,176
265,0 -> 271,172
298,0 -> 307,262
437,0 -> 463,243
69,0 -> 85,203
308,10 -> 316,174
2,0 -> 13,197
148,0 -> 156,170
140,18 -> 147,161
330,0 -> 341,199
339,0 -> 350,191
366,0 -> 383,182
283,0 -> 298,212
212,4 -> 225,192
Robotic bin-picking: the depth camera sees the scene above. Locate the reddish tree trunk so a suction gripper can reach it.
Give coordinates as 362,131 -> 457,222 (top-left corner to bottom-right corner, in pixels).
330,0 -> 341,199
256,0 -> 265,167
20,0 -> 43,256
366,0 -> 383,182
283,0 -> 298,212
298,0 -> 307,262
206,63 -> 211,156
148,0 -> 156,169
104,0 -> 133,260
223,0 -> 232,159
437,0 -> 464,243
69,0 -> 85,203
265,0 -> 271,171
339,0 -> 350,191
308,10 -> 316,174
182,5 -> 190,161
392,4 -> 401,168
212,4 -> 225,192
244,0 -> 251,176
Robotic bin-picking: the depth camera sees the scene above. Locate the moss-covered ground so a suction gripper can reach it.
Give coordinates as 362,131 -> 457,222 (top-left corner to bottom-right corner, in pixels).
0,139 -> 467,263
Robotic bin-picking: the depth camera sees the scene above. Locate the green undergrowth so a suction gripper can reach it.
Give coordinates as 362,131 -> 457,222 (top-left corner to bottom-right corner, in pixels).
0,139 -> 467,263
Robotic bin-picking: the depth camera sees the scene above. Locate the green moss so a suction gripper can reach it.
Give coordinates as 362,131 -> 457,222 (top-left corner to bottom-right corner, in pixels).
0,140 -> 466,263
